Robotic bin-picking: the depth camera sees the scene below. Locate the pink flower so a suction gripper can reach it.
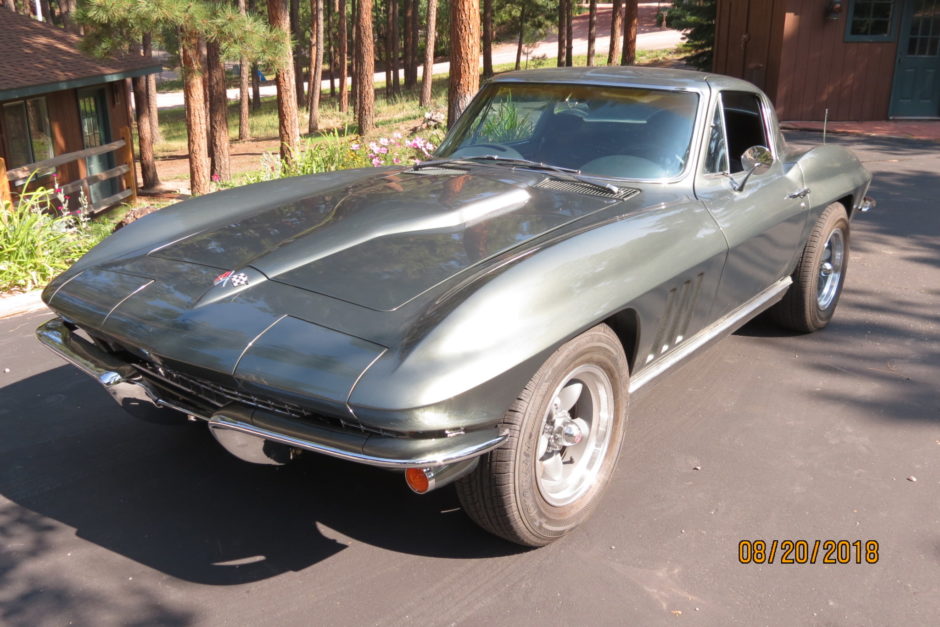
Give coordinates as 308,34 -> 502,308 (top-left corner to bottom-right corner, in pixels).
368,142 -> 379,152
351,143 -> 361,151
211,173 -> 221,182
371,157 -> 382,166
393,157 -> 401,164
393,132 -> 402,139
379,137 -> 389,146
378,146 -> 388,154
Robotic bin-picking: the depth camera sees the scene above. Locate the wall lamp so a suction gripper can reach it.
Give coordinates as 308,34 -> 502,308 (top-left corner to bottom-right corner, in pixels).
825,0 -> 844,20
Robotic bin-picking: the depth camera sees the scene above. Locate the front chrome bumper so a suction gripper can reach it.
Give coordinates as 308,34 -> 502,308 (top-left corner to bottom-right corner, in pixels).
36,318 -> 507,470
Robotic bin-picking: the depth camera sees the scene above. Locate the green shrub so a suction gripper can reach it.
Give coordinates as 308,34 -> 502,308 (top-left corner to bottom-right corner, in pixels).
0,181 -> 111,293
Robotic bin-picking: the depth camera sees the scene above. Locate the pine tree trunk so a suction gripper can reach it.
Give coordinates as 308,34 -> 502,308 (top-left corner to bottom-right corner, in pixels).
447,0 -> 479,126
355,0 -> 374,133
482,0 -> 493,78
608,0 -> 623,66
420,0 -> 438,107
60,0 -> 79,33
565,0 -> 573,66
206,40 -> 231,182
403,0 -> 415,88
621,0 -> 638,65
181,28 -> 210,196
269,0 -> 301,161
515,4 -> 525,70
308,0 -> 324,132
338,0 -> 349,112
350,0 -> 358,111
328,1 -> 336,97
291,0 -> 306,105
251,63 -> 262,109
132,76 -> 161,190
239,0 -> 251,139
557,0 -> 566,67
390,0 -> 400,94
587,0 -> 596,66
383,1 -> 392,99
142,33 -> 161,142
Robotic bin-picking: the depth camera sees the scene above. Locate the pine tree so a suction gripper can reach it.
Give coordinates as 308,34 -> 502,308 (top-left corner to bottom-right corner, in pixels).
666,0 -> 716,71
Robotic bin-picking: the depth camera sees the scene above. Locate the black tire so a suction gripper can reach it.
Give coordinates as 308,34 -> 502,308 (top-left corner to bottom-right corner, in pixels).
771,202 -> 850,333
456,324 -> 629,547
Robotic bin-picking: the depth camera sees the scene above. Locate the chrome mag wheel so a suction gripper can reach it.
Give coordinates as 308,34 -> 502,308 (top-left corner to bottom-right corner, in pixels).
817,227 -> 845,310
536,364 -> 615,507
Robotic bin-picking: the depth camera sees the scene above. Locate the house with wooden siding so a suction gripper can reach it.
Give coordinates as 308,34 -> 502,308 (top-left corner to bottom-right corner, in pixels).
0,10 -> 160,210
713,0 -> 940,121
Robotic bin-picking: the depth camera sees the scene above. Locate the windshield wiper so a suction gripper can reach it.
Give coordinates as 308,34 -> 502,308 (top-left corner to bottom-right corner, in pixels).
413,155 -> 622,196
460,156 -> 622,195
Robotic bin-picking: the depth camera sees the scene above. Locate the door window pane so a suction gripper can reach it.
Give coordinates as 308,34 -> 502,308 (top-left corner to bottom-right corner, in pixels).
907,0 -> 940,56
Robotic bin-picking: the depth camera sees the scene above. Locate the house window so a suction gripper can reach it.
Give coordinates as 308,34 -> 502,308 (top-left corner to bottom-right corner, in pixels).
2,98 -> 54,168
845,0 -> 897,42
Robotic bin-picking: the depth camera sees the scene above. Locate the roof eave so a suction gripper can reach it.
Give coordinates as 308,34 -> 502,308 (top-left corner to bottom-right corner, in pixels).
0,64 -> 162,102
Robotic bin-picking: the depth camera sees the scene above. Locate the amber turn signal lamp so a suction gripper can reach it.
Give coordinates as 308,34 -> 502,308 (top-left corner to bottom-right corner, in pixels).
405,468 -> 431,494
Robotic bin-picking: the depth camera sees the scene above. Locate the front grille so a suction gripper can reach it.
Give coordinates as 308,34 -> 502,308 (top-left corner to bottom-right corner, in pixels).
535,178 -> 640,200
130,360 -> 398,437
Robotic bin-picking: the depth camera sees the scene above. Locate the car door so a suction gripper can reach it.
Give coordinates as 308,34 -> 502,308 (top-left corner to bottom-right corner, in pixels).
693,90 -> 808,315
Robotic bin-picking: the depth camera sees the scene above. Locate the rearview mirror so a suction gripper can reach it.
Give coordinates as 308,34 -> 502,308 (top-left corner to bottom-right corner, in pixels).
732,145 -> 774,192
740,145 -> 773,173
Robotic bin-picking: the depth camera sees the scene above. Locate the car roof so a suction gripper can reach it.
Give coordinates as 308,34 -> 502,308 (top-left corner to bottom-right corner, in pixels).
489,66 -> 760,95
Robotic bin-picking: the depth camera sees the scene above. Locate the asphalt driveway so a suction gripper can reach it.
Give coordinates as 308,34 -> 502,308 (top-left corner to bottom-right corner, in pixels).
0,132 -> 937,625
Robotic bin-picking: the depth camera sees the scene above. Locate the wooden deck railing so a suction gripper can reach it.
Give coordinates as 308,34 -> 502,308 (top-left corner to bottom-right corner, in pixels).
0,126 -> 138,213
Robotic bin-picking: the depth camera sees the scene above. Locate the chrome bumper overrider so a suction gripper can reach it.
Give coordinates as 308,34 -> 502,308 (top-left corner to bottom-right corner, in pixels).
36,318 -> 507,470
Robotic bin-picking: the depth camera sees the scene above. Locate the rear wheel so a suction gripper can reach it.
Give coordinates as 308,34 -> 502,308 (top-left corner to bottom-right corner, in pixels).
456,324 -> 629,547
771,202 -> 850,332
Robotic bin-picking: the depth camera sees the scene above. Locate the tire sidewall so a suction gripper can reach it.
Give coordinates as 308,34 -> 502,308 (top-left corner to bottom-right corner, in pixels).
806,206 -> 850,328
512,326 -> 628,542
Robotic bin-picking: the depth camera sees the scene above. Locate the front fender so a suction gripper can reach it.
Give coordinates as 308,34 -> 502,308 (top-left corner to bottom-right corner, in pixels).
348,199 -> 726,432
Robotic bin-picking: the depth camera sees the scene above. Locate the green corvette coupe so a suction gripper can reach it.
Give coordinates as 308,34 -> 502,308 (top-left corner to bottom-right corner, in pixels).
37,67 -> 873,546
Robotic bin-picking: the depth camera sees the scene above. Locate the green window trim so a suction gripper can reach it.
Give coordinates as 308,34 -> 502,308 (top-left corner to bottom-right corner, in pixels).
844,0 -> 899,42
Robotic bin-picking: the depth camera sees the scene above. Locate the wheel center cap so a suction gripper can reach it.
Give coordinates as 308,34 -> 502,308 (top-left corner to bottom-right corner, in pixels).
553,419 -> 584,447
820,261 -> 834,277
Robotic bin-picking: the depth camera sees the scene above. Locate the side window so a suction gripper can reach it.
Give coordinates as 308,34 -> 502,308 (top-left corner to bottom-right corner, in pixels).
719,92 -> 770,173
704,104 -> 729,174
2,98 -> 54,168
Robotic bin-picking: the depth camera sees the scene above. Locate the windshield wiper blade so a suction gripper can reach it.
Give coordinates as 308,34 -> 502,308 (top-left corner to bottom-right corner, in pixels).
413,155 -> 622,196
463,156 -> 622,195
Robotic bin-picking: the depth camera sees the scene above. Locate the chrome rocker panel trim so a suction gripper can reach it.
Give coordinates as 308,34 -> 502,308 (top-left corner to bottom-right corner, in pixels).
629,276 -> 792,392
36,318 -> 508,469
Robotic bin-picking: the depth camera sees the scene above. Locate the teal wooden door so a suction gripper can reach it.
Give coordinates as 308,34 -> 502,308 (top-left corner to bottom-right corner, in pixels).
77,87 -> 117,205
890,0 -> 940,118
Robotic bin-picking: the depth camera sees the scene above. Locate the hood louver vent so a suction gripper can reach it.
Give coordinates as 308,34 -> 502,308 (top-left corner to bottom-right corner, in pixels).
535,178 -> 640,200
406,167 -> 466,176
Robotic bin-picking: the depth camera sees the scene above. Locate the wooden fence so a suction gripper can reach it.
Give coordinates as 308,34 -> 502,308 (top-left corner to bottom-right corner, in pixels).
0,126 -> 137,213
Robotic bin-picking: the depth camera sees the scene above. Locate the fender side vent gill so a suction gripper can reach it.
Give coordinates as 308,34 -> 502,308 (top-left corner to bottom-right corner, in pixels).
535,179 -> 640,200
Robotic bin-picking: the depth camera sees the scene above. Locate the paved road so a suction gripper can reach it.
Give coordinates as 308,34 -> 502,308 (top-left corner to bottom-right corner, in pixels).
1,133 -> 938,624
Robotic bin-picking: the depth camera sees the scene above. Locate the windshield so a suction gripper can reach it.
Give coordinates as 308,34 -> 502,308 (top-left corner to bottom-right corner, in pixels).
435,82 -> 698,180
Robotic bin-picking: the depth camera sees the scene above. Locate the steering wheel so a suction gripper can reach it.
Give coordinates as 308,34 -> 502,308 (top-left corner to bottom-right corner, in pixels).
450,143 -> 524,160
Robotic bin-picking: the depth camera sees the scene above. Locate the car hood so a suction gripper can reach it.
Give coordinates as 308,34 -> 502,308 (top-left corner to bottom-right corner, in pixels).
43,167 -> 640,415
146,167 -> 628,311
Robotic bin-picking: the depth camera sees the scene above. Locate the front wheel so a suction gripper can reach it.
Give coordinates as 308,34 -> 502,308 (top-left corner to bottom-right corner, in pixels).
456,324 -> 629,547
771,202 -> 850,332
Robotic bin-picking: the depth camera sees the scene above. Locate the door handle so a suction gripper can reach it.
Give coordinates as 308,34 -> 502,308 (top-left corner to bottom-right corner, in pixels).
787,188 -> 810,199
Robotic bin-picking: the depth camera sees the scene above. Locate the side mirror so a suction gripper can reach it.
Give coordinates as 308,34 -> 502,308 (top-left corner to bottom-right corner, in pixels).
732,145 -> 773,192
